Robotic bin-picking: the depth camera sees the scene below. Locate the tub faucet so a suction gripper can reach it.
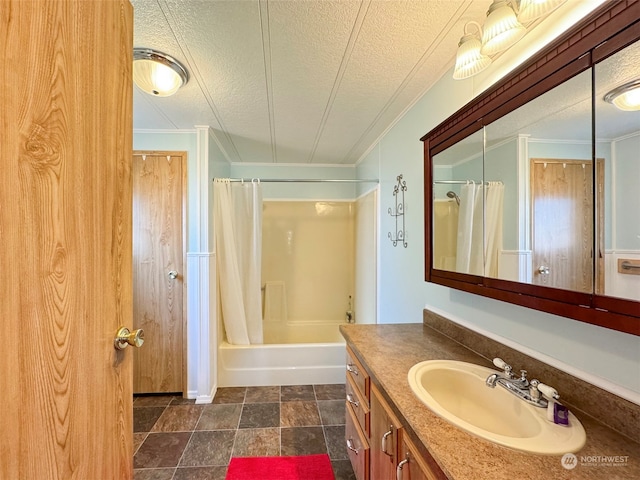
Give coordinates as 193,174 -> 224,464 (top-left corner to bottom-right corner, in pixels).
346,311 -> 354,323
346,295 -> 354,323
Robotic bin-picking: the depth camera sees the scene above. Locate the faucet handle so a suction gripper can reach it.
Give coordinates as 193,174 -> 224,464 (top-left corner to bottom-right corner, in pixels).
537,382 -> 560,400
493,357 -> 513,378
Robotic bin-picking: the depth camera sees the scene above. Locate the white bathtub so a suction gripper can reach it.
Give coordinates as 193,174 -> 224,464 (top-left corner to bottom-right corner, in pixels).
218,321 -> 347,387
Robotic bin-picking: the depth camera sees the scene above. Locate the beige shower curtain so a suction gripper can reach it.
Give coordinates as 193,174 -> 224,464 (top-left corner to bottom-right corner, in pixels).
214,179 -> 263,345
455,181 -> 504,276
456,182 -> 483,275
484,181 -> 504,277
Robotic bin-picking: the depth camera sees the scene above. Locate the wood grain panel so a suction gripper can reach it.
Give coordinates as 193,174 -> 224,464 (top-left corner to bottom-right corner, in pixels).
1,1 -> 133,478
370,384 -> 403,480
531,160 -> 593,293
133,153 -> 185,393
398,434 -> 440,480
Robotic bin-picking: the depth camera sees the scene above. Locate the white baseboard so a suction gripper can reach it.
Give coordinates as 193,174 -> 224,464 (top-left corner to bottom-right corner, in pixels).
195,384 -> 217,404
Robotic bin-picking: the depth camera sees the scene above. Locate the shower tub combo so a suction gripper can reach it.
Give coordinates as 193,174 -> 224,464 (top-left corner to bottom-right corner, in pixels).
216,192 -> 376,387
218,321 -> 347,386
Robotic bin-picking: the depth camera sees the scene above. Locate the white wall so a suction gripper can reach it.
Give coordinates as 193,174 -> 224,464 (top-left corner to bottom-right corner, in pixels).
361,41 -> 640,401
355,189 -> 378,325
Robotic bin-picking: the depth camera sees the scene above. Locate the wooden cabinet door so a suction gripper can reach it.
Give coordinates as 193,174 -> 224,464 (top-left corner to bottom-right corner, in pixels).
370,384 -> 403,480
1,1 -> 134,478
397,434 -> 443,480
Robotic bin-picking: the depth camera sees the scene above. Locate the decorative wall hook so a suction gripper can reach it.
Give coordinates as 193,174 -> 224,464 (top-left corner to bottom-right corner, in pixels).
388,174 -> 407,248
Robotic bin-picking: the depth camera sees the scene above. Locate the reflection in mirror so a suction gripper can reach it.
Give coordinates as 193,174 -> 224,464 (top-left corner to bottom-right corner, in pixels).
595,38 -> 640,303
484,69 -> 594,293
432,129 -> 484,274
424,2 -> 640,332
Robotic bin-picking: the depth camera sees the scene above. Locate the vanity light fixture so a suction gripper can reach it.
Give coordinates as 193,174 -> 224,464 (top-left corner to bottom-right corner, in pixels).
480,0 -> 526,56
453,21 -> 492,80
453,0 -> 567,80
133,48 -> 189,97
603,79 -> 640,111
517,0 -> 566,24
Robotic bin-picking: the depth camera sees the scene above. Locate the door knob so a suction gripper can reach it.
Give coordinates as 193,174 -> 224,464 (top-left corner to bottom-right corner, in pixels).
114,327 -> 144,350
538,265 -> 550,275
168,270 -> 178,279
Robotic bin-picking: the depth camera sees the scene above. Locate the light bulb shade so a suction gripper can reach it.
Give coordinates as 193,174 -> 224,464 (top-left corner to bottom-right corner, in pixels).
517,0 -> 566,24
453,34 -> 492,80
604,79 -> 640,111
133,48 -> 188,97
480,0 -> 526,56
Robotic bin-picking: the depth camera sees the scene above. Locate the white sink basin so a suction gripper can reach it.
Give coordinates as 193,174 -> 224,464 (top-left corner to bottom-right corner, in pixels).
408,360 -> 586,455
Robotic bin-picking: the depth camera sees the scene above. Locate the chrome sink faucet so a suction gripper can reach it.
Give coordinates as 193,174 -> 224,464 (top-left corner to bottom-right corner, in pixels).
485,358 -> 558,408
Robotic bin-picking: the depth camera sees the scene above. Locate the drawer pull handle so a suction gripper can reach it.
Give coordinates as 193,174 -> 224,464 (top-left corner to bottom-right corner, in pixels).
346,438 -> 359,455
346,393 -> 360,408
396,457 -> 409,480
381,426 -> 393,456
346,363 -> 359,376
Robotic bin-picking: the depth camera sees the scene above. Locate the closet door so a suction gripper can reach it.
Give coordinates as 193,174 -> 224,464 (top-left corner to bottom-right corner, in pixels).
133,152 -> 186,393
1,1 -> 134,478
531,159 -> 594,292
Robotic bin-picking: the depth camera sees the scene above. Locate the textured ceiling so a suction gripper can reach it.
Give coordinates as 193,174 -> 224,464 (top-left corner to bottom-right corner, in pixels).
132,1 -> 626,165
131,0 -> 490,164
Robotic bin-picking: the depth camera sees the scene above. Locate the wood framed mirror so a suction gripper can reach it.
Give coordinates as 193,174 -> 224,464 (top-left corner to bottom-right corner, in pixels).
422,0 -> 640,335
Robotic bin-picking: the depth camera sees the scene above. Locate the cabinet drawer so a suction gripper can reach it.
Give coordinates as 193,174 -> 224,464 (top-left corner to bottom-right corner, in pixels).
346,374 -> 370,437
346,398 -> 370,480
346,345 -> 369,404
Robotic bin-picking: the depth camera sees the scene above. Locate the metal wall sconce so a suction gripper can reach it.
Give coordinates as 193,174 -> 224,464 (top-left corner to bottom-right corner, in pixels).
388,174 -> 407,248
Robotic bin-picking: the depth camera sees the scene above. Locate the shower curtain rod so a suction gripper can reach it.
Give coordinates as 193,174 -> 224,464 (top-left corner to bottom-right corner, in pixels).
433,180 -> 502,185
213,178 -> 379,183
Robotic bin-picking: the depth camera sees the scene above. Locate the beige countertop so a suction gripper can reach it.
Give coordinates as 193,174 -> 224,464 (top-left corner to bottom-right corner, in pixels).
340,323 -> 639,480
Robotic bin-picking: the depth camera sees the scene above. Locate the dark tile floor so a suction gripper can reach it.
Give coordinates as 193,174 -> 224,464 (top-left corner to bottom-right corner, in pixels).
134,384 -> 356,480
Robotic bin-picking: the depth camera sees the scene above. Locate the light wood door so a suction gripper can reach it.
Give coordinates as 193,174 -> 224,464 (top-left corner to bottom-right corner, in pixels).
531,159 -> 593,292
370,384 -> 403,480
1,1 -> 133,478
133,152 -> 185,393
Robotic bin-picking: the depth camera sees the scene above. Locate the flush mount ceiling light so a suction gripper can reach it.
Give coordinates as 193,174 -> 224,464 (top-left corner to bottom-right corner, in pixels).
480,0 -> 526,56
453,21 -> 492,80
517,0 -> 566,23
133,48 -> 189,97
603,79 -> 640,111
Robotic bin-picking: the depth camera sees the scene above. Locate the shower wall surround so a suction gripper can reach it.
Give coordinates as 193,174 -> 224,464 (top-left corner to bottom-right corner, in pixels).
262,200 -> 355,325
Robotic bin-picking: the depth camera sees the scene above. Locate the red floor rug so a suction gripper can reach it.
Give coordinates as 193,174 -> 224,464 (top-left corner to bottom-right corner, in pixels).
225,454 -> 335,480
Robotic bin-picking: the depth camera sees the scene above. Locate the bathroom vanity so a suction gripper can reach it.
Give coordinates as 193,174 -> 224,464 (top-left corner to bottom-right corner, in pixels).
341,311 -> 640,480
